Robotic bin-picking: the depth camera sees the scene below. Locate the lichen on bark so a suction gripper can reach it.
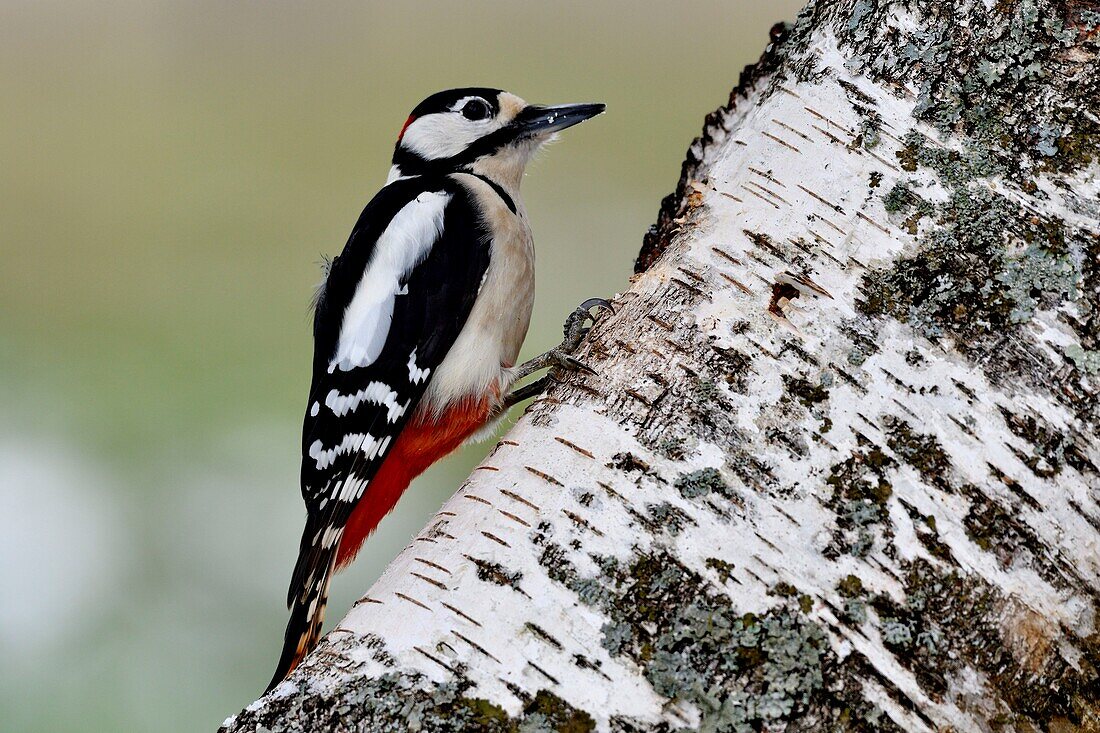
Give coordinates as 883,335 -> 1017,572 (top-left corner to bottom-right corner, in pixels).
224,1 -> 1099,731
844,0 -> 1100,428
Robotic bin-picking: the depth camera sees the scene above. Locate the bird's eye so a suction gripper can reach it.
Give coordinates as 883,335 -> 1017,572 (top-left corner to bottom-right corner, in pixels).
461,99 -> 491,121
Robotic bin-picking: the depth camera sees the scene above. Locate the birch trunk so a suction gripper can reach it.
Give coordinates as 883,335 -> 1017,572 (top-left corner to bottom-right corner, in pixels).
223,1 -> 1100,730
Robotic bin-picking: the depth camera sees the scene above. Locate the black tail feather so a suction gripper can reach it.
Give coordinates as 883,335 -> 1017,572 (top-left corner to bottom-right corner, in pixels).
266,526 -> 339,693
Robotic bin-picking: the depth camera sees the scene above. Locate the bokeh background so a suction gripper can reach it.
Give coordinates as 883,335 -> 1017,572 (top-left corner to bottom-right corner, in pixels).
0,1 -> 802,730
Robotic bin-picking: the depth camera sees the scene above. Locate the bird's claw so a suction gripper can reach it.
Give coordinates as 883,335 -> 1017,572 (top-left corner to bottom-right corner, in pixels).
548,350 -> 597,376
578,297 -> 615,316
562,297 -> 615,350
508,296 -> 614,386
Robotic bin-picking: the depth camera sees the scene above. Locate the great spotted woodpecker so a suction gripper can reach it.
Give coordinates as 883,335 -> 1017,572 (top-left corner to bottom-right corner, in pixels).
268,88 -> 607,690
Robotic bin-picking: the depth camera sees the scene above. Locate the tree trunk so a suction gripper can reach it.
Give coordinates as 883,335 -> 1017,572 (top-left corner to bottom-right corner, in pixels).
223,1 -> 1100,730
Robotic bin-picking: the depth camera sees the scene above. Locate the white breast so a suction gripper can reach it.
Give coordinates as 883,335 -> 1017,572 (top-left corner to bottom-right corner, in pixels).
420,174 -> 535,416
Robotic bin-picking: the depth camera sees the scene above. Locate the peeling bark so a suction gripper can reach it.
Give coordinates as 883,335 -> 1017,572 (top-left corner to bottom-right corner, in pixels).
223,1 -> 1100,731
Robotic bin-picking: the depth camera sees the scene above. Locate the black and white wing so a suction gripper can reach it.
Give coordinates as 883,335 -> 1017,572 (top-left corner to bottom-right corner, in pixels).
268,175 -> 490,689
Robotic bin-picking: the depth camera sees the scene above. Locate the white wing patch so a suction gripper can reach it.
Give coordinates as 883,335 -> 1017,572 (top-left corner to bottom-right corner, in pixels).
330,191 -> 452,373
408,349 -> 431,385
324,382 -> 408,422
336,474 -> 368,503
308,433 -> 393,471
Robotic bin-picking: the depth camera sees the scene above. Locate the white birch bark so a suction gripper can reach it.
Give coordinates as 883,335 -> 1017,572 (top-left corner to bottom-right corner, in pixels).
224,1 -> 1100,730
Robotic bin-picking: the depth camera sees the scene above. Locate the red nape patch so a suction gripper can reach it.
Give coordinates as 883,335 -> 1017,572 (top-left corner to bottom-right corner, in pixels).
396,115 -> 416,143
334,395 -> 496,569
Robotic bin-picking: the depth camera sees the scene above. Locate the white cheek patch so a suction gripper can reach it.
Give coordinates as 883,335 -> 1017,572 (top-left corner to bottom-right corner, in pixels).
330,191 -> 452,373
400,112 -> 501,160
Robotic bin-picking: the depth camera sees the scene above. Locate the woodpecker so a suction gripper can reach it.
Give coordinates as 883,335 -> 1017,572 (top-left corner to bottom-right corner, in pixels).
268,88 -> 607,690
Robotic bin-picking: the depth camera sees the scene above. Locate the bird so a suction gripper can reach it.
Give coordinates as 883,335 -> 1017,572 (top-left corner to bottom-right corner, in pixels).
267,88 -> 608,691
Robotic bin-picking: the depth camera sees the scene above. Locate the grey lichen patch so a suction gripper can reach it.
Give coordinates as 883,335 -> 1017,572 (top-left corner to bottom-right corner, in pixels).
837,575 -> 868,626
893,131 -> 1002,184
885,0 -> 1100,178
859,182 -> 1078,346
1065,343 -> 1100,374
645,502 -> 692,536
656,436 -> 688,460
222,658 -> 594,733
600,620 -> 633,657
552,549 -> 897,732
880,618 -> 914,648
881,181 -> 914,213
841,598 -> 867,626
674,467 -> 734,500
854,114 -> 882,151
881,180 -> 935,235
866,559 -> 1100,727
824,437 -> 895,558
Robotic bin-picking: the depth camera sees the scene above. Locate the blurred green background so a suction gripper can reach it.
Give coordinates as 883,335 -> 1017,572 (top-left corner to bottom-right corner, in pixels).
0,1 -> 801,730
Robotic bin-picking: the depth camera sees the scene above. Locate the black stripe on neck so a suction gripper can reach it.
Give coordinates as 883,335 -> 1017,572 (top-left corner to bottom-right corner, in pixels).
392,122 -> 521,179
468,173 -> 516,214
390,146 -> 516,214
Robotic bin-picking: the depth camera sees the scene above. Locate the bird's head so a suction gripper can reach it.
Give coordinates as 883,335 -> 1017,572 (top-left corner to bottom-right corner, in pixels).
390,88 -> 604,190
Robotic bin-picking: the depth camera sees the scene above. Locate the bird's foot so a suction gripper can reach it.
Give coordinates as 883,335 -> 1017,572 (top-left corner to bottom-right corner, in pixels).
512,297 -> 613,380
503,297 -> 614,408
559,297 -> 614,357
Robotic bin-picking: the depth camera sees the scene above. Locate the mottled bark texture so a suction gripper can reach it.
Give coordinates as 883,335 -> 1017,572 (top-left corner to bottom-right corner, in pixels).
224,1 -> 1100,731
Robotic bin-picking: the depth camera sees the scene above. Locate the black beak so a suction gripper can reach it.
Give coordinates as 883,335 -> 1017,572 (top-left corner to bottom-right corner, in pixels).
513,102 -> 606,137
